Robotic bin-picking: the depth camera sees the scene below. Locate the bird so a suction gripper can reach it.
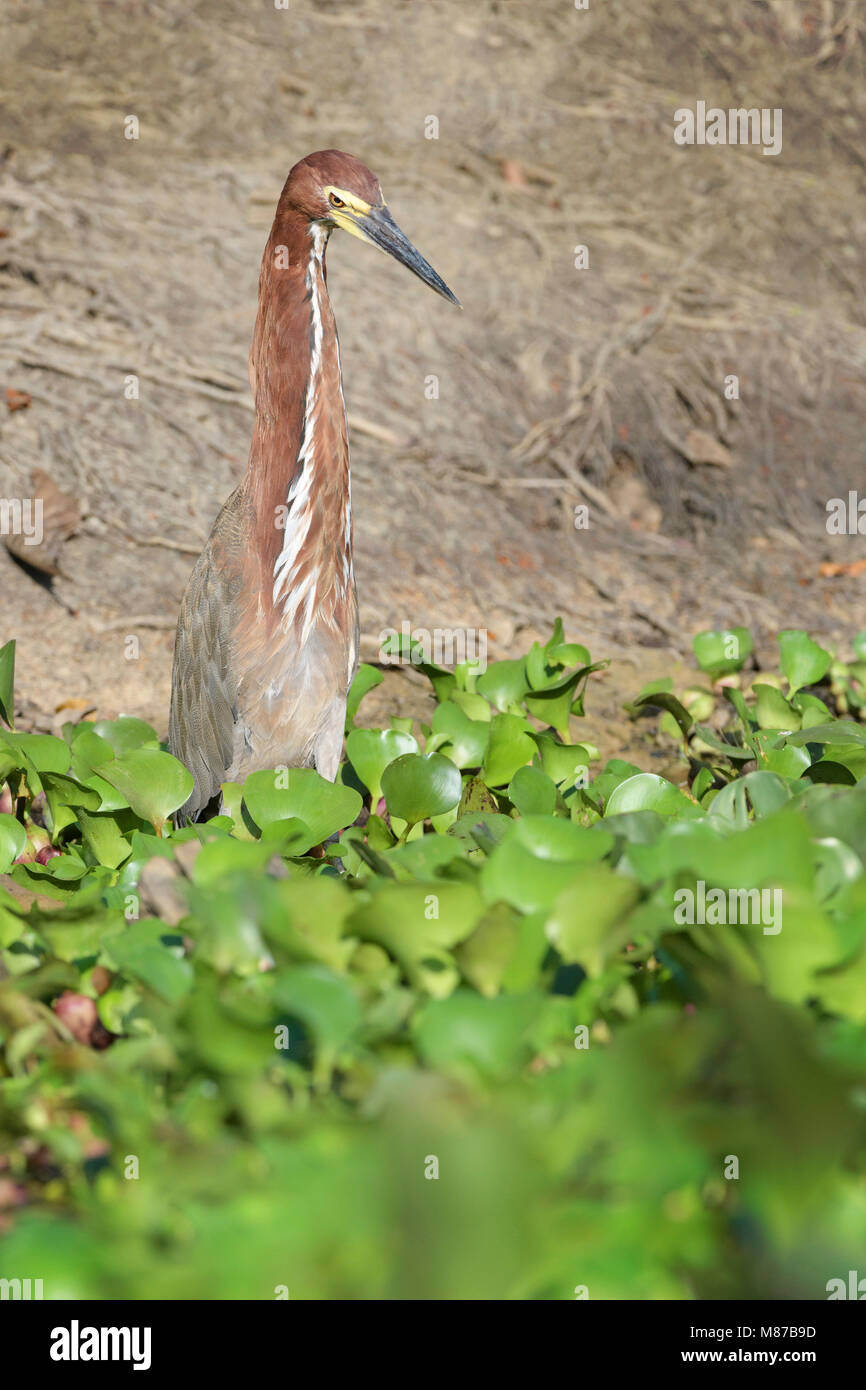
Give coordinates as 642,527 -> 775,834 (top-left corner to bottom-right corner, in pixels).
169,150 -> 459,822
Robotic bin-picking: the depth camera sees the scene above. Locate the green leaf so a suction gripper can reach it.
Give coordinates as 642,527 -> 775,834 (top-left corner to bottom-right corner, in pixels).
94,748 -> 194,832
0,731 -> 71,776
454,904 -> 521,996
91,716 -> 160,755
102,920 -> 193,1001
476,659 -> 528,713
77,808 -> 133,869
633,691 -> 694,740
0,639 -> 15,728
692,627 -> 752,679
345,663 -> 384,727
272,963 -> 362,1071
428,702 -> 489,768
481,817 -> 614,913
753,684 -> 801,731
605,773 -> 702,820
508,765 -> 557,817
482,714 -> 537,787
349,880 -> 484,997
524,667 -> 585,737
412,989 -> 539,1078
242,768 -> 362,852
345,727 -> 418,805
532,735 -> 592,786
0,812 -> 26,872
546,864 -> 641,974
381,752 -> 462,826
778,630 -> 832,697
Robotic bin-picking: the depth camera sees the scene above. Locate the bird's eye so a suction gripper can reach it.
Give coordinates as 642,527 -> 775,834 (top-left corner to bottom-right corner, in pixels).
329,193 -> 346,209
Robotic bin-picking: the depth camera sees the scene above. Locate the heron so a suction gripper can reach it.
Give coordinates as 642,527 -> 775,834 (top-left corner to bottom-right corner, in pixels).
169,150 -> 459,822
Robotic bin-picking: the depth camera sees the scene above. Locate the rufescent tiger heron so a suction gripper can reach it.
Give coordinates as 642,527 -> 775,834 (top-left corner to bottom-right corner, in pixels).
169,150 -> 459,822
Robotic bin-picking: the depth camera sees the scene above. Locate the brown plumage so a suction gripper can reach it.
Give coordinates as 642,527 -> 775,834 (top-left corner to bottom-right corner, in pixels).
169,151 -> 458,821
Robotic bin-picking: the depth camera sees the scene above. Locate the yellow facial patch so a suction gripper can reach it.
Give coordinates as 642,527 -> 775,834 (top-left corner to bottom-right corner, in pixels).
323,185 -> 384,244
324,185 -> 373,217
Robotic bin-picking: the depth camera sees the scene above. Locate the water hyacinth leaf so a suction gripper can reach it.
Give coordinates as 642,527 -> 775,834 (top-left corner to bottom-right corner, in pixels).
456,773 -> 500,819
753,684 -> 801,732
381,752 -> 462,825
482,714 -> 537,787
218,781 -> 257,840
94,749 -> 194,832
102,920 -> 193,1002
523,668 -> 584,737
690,726 -> 754,761
546,864 -> 641,974
262,876 -> 357,970
778,630 -> 832,697
803,760 -> 857,786
76,808 -> 133,869
428,702 -> 489,768
0,639 -> 15,728
346,727 -> 418,805
633,691 -> 694,740
708,771 -> 791,827
532,735 -> 592,786
623,677 -> 673,719
67,729 -> 116,781
722,685 -> 755,734
348,880 -> 484,997
91,716 -> 161,755
272,963 -> 363,1064
384,832 -> 467,879
0,731 -> 71,776
526,639 -> 589,691
345,662 -> 384,727
240,768 -> 362,852
546,638 -> 591,669
760,743 -> 811,779
785,721 -> 866,748
40,772 -> 102,839
476,659 -> 528,712
0,812 -> 26,872
449,688 -> 492,722
481,816 -> 614,914
412,989 -> 540,1078
692,627 -> 752,679
379,633 -> 455,700
605,773 -> 702,820
508,765 -> 557,817
454,904 -> 521,997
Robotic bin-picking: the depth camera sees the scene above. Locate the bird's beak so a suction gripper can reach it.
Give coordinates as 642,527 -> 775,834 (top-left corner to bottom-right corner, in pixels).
354,205 -> 460,306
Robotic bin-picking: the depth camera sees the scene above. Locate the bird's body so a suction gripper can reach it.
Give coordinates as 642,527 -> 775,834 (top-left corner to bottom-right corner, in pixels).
169,151 -> 456,821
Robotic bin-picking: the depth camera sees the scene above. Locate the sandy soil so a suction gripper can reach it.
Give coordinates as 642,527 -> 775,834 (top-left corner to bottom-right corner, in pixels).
1,0 -> 865,752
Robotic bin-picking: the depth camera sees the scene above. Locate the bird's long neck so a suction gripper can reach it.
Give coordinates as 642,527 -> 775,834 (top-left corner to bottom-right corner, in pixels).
243,207 -> 353,641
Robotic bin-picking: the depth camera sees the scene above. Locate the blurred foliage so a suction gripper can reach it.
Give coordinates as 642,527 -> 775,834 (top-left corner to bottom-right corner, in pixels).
1,623 -> 866,1299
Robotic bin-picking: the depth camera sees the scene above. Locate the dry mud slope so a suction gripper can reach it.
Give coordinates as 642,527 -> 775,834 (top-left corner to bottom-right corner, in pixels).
1,0 -> 865,757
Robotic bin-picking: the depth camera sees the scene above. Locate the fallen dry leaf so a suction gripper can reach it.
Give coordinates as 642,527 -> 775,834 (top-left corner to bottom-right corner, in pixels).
683,429 -> 733,468
5,387 -> 31,412
818,558 -> 866,578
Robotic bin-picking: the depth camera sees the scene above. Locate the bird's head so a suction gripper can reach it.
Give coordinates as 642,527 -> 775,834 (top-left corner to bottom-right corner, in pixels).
282,149 -> 460,306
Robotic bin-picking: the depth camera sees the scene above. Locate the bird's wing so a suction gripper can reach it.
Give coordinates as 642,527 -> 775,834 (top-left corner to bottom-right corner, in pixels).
169,489 -> 246,821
